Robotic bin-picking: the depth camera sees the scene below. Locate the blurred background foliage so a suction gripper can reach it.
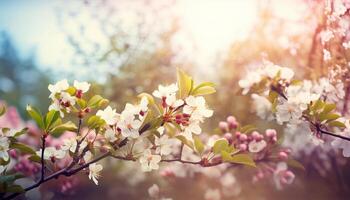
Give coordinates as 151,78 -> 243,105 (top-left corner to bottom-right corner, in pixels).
1,0 -> 350,199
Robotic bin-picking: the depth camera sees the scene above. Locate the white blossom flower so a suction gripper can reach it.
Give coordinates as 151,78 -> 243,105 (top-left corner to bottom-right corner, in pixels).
73,80 -> 90,93
36,147 -> 66,160
62,138 -> 87,153
165,94 -> 184,108
181,120 -> 202,141
248,140 -> 267,153
276,101 -> 303,124
139,149 -> 161,172
96,106 -> 120,125
184,96 -> 213,121
48,99 -> 64,117
89,163 -> 103,185
117,111 -> 142,138
0,137 -> 10,161
152,84 -> 178,98
48,79 -> 69,99
104,128 -> 117,142
204,188 -> 221,200
60,92 -> 76,106
155,135 -> 174,156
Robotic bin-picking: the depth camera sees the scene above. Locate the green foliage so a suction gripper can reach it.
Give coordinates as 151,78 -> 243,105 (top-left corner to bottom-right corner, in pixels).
192,82 -> 216,96
87,95 -> 108,109
287,159 -> 305,171
0,105 -> 6,117
175,135 -> 194,150
193,136 -> 205,154
50,121 -> 77,137
87,115 -> 106,129
26,105 -> 44,129
10,143 -> 36,155
307,100 -> 344,128
0,173 -> 25,193
221,151 -> 256,167
213,139 -> 234,154
177,68 -> 193,98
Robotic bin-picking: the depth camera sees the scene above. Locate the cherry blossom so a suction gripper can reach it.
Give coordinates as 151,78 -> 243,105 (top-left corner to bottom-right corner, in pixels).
152,84 -> 178,99
36,147 -> 66,161
139,149 -> 161,172
73,80 -> 90,93
248,140 -> 267,153
48,79 -> 69,99
88,163 -> 103,185
96,106 -> 120,125
183,96 -> 213,121
155,135 -> 174,156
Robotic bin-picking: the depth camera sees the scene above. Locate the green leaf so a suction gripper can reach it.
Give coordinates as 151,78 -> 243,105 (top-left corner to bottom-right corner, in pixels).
175,135 -> 194,149
322,103 -> 336,114
267,90 -> 279,103
328,120 -> 346,128
213,139 -> 233,154
28,155 -> 41,163
77,98 -> 87,109
319,113 -> 340,122
14,128 -> 28,137
51,121 -> 77,137
138,93 -> 156,106
26,105 -> 44,129
0,106 -> 6,117
287,159 -> 305,171
221,151 -> 256,167
311,100 -> 325,113
193,136 -> 205,154
177,68 -> 193,98
87,116 -> 105,129
45,110 -> 60,130
10,143 -> 36,155
192,82 -> 216,96
87,95 -> 104,108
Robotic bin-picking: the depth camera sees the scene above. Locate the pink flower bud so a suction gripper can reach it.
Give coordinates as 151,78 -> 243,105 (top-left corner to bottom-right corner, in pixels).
278,151 -> 288,160
251,131 -> 260,140
223,133 -> 233,144
235,131 -> 241,138
239,134 -> 248,141
239,143 -> 247,151
227,116 -> 238,129
219,121 -> 229,132
265,129 -> 277,138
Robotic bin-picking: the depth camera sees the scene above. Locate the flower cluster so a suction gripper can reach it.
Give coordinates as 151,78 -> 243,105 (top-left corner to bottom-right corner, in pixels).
239,61 -> 350,157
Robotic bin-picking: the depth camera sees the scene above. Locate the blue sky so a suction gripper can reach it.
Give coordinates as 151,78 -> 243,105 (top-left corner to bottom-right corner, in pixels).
0,0 -> 73,69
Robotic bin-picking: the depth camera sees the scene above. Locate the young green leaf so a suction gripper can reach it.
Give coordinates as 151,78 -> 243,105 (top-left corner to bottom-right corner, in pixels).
221,151 -> 256,167
192,82 -> 216,96
26,105 -> 44,129
0,105 -> 6,117
328,120 -> 346,128
193,136 -> 205,154
51,121 -> 77,137
87,95 -> 104,108
175,135 -> 194,149
177,68 -> 193,98
213,139 -> 233,154
45,110 -> 60,130
10,143 -> 36,155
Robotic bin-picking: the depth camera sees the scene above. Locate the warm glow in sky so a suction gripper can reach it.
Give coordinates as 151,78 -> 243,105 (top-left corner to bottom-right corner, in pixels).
0,0 -> 305,76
